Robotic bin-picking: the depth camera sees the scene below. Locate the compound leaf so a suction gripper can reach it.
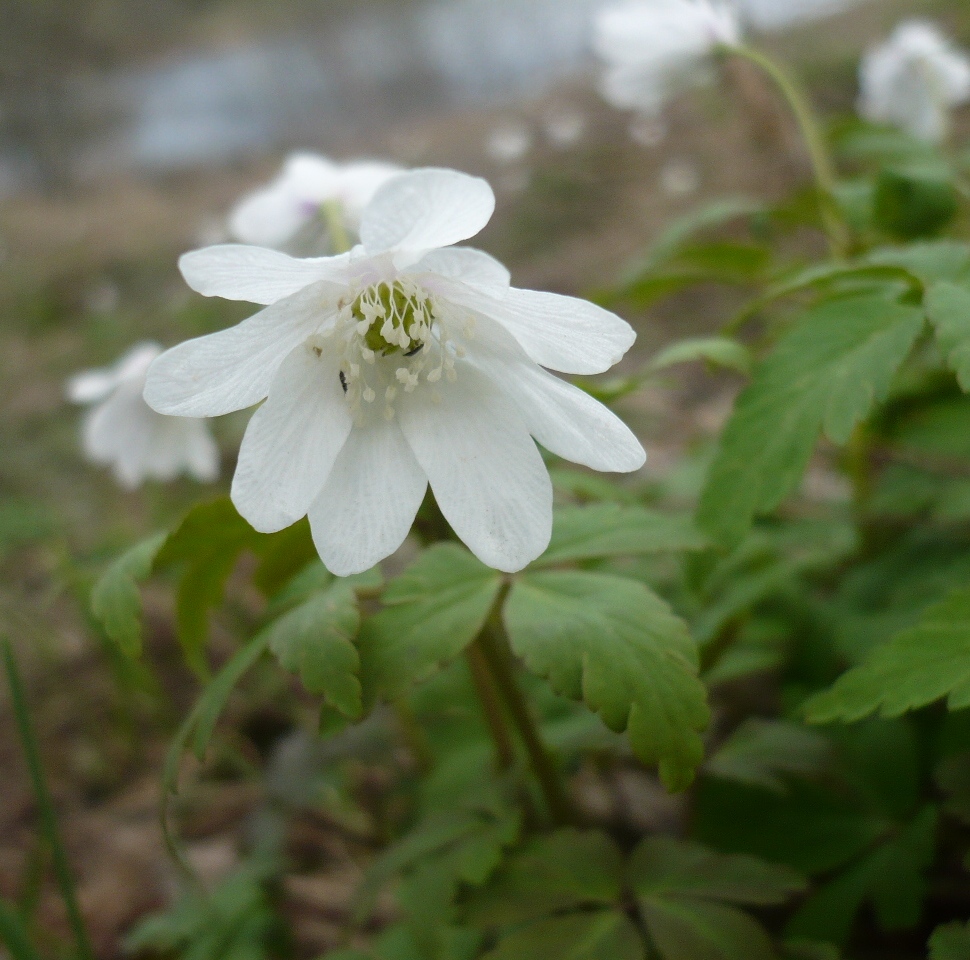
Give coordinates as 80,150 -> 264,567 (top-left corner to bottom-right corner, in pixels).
482,911 -> 644,960
505,571 -> 709,790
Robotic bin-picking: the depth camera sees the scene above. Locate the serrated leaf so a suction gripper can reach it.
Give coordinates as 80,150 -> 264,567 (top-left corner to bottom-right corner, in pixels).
805,588 -> 970,723
651,337 -> 753,375
358,545 -> 503,703
630,837 -> 806,907
535,504 -> 708,568
640,899 -> 776,960
705,720 -> 831,792
699,293 -> 924,543
265,582 -> 362,718
482,911 -> 644,960
464,829 -> 622,928
926,281 -> 970,390
930,921 -> 970,960
91,532 -> 168,657
504,571 -> 709,790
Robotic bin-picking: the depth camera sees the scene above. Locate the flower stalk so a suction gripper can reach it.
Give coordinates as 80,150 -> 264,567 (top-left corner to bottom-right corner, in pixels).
476,619 -> 577,827
731,44 -> 850,259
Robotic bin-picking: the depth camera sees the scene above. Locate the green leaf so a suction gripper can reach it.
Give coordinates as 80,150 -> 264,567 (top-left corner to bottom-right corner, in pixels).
504,571 -> 709,790
639,899 -> 776,960
630,837 -> 806,907
786,806 -> 937,945
464,829 -> 623,928
157,498 -> 263,675
90,532 -> 167,657
873,163 -> 958,240
705,720 -> 831,792
358,545 -> 503,703
930,922 -> 970,960
805,588 -> 970,723
622,197 -> 762,278
630,837 -> 805,960
265,581 -> 362,718
535,504 -> 708,568
162,631 -> 272,803
926,281 -> 970,390
699,293 -> 924,543
651,337 -> 753,376
0,899 -> 43,960
482,911 -> 644,960
866,241 -> 970,286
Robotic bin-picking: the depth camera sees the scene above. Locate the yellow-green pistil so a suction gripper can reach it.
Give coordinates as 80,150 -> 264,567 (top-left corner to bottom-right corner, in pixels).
352,281 -> 433,357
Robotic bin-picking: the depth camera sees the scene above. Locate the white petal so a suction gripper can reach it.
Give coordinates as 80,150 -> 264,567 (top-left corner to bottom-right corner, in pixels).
470,287 -> 636,375
67,369 -> 121,405
179,245 -> 348,305
144,280 -> 341,417
501,363 -> 646,473
67,342 -> 161,404
360,168 -> 495,255
228,185 -> 318,248
82,387 -> 154,488
398,367 -> 552,572
409,246 -> 511,294
309,419 -> 427,576
231,343 -> 353,533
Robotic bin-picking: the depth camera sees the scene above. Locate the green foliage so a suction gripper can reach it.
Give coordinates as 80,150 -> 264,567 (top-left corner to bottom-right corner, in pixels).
650,337 -> 753,376
265,579 -> 364,719
805,588 -> 970,722
357,544 -> 503,703
930,922 -> 970,960
125,860 -> 283,959
699,292 -> 924,543
873,164 -> 959,239
504,571 -> 709,790
536,504 -> 708,567
481,912 -> 643,960
90,532 -> 167,656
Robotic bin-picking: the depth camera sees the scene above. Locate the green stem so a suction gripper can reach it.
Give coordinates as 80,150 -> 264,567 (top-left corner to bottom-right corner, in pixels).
3,640 -> 95,960
731,44 -> 850,259
466,641 -> 517,773
321,200 -> 352,255
476,622 -> 577,827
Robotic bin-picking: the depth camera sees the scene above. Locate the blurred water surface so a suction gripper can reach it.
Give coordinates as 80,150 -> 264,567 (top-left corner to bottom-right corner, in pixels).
2,0 -> 874,193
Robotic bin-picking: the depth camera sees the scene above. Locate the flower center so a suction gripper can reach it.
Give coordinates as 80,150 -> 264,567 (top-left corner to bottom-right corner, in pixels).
351,280 -> 431,357
320,278 -> 471,423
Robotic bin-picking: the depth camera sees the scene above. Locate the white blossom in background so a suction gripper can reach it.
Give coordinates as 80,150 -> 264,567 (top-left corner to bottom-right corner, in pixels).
228,153 -> 404,249
145,168 -> 645,575
67,343 -> 219,489
660,158 -> 701,197
593,0 -> 742,116
543,108 -> 587,149
486,123 -> 534,165
859,21 -> 970,143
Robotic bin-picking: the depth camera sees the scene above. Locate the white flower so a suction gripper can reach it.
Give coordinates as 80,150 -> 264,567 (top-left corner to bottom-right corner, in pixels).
228,153 -> 404,249
593,0 -> 742,116
859,21 -> 970,143
67,343 -> 219,490
145,168 -> 645,576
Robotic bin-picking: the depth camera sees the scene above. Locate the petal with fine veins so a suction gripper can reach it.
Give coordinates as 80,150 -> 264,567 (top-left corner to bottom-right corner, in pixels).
179,245 -> 349,305
471,287 -> 636,375
360,168 -> 495,255
144,280 -> 341,418
309,419 -> 427,576
399,367 -> 552,572
410,247 -> 511,294
231,344 -> 353,534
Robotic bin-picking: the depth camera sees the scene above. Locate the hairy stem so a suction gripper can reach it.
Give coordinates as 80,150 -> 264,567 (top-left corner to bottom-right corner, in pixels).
731,45 -> 850,259
3,640 -> 95,960
476,621 -> 577,827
